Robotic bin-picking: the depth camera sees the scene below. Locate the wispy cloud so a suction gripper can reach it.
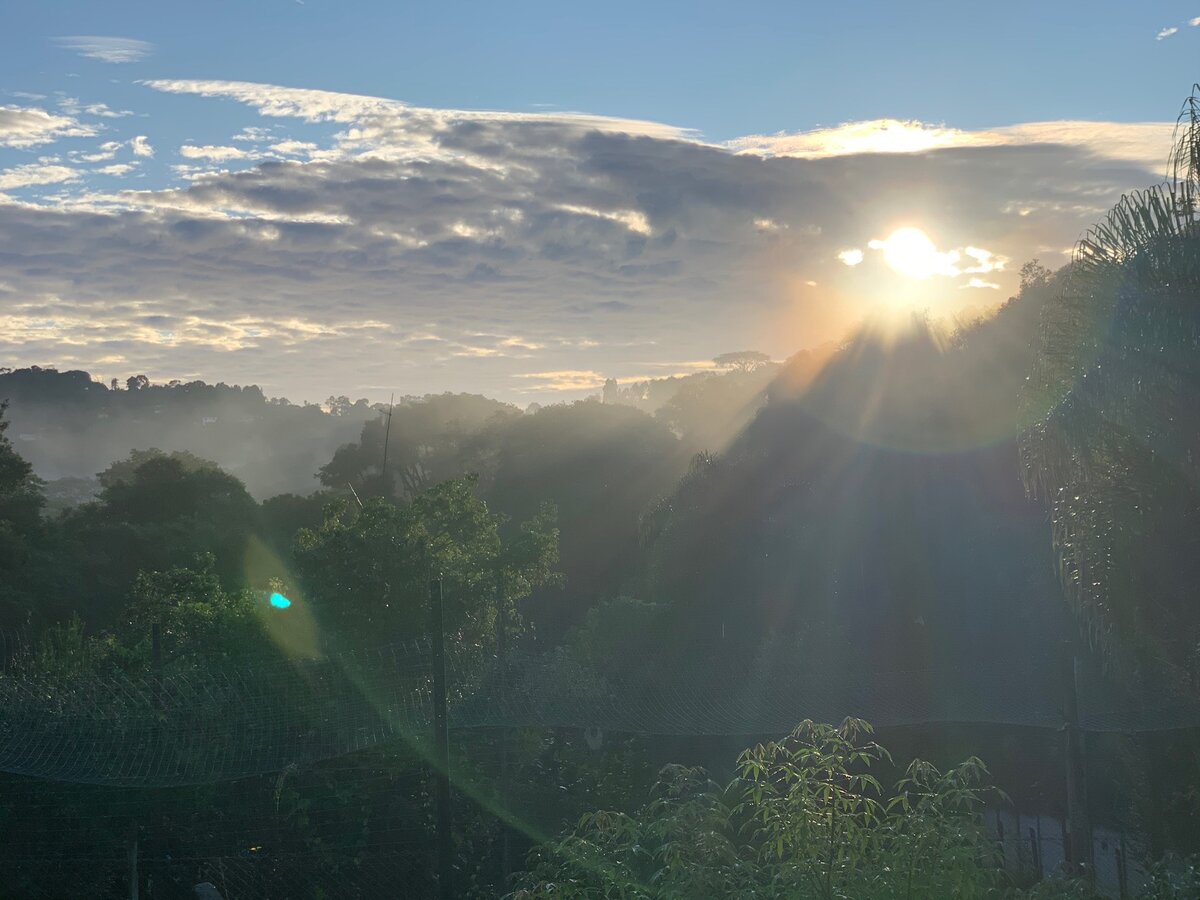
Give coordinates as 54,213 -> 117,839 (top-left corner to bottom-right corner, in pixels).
54,36 -> 154,64
1191,16 -> 1200,26
57,97 -> 133,118
1157,26 -> 1179,40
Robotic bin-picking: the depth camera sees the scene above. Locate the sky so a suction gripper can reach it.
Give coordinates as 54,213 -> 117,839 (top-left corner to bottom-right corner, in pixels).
2,2 -> 1199,403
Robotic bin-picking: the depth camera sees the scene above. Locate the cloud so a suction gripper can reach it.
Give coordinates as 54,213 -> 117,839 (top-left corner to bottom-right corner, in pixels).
515,370 -> 608,391
0,163 -> 79,191
731,120 -> 977,158
0,79 -> 1175,401
74,141 -> 124,162
129,135 -> 154,157
1191,16 -> 1200,26
269,140 -> 317,157
838,249 -> 864,266
53,36 -> 153,64
960,277 -> 1001,289
94,163 -> 138,177
0,105 -> 97,148
730,119 -> 1175,172
555,203 -> 652,235
233,126 -> 275,142
1157,26 -> 1179,40
141,78 -> 699,165
57,97 -> 133,118
179,144 -> 255,161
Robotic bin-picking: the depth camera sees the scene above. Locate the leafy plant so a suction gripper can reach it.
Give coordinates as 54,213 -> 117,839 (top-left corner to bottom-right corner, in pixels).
510,719 -> 1008,899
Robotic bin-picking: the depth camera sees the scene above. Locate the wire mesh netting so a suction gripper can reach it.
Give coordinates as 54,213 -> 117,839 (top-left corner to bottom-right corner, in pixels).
3,640 -> 1200,787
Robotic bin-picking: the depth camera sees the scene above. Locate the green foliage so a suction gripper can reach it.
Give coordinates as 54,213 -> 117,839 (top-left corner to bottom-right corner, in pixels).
318,393 -> 518,500
295,475 -> 559,663
26,613 -> 123,679
126,555 -> 267,662
58,449 -> 261,629
0,401 -> 47,627
511,719 -> 1007,900
1140,854 -> 1200,899
1020,86 -> 1200,678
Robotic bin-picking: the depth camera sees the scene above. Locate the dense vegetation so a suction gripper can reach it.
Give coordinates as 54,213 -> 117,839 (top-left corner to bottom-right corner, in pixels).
1,87 -> 1200,899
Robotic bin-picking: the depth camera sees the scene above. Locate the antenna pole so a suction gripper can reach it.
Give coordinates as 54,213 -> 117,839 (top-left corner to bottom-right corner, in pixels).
380,393 -> 395,496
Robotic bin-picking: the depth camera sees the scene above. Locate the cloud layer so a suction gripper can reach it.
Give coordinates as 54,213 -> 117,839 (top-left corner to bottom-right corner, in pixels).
0,80 -> 1176,402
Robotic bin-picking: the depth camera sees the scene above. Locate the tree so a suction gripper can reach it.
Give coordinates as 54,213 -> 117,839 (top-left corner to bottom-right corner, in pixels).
318,393 -> 518,500
294,475 -> 559,664
470,401 -> 686,637
60,450 -> 260,628
602,378 -> 620,404
0,401 -> 47,627
656,369 -> 774,453
1019,258 -> 1052,292
511,719 -> 1008,900
125,555 -> 268,662
125,374 -> 150,391
1020,85 -> 1200,680
713,350 -> 772,373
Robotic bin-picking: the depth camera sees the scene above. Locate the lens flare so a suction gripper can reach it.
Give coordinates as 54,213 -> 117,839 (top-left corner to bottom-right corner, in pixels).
269,591 -> 292,609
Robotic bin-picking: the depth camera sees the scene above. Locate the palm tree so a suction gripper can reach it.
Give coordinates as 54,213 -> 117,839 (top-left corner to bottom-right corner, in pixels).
1020,85 -> 1200,682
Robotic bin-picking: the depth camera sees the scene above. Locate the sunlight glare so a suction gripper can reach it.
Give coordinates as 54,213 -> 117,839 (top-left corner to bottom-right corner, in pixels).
869,227 -> 960,280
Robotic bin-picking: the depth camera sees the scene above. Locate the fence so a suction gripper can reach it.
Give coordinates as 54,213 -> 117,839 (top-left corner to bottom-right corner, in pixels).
2,634 -> 1199,897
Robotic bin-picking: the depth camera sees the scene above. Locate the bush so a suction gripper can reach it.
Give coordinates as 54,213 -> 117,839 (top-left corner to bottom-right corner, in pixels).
510,718 -> 1007,899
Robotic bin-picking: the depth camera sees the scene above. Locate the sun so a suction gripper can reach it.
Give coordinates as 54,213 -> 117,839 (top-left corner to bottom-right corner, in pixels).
868,227 -> 960,280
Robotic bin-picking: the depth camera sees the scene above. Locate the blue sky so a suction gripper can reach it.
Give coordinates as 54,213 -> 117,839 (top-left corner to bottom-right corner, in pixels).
2,2 -> 1199,401
6,1 -> 1199,139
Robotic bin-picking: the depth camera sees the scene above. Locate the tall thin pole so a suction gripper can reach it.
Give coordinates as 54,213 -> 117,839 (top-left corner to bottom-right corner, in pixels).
133,622 -> 160,900
380,393 -> 395,495
128,822 -> 139,900
151,622 -> 162,708
429,577 -> 453,899
1061,641 -> 1092,877
495,568 -> 513,882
